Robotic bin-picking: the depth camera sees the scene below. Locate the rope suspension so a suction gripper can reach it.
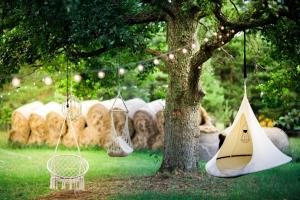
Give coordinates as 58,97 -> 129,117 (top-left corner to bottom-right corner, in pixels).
243,29 -> 247,79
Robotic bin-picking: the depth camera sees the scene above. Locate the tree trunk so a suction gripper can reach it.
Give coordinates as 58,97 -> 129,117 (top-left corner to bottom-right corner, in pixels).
160,15 -> 203,172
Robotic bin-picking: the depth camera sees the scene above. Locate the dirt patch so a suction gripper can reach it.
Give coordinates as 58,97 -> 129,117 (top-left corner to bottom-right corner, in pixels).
38,173 -> 233,200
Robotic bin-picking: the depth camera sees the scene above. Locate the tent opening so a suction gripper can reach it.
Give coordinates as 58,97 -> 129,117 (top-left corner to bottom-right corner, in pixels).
216,114 -> 253,172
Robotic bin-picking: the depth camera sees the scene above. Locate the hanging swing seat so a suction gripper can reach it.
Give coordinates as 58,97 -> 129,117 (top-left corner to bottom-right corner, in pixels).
107,92 -> 134,157
47,154 -> 89,190
47,96 -> 89,190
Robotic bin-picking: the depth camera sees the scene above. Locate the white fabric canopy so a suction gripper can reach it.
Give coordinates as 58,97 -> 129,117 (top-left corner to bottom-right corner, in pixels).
206,90 -> 291,177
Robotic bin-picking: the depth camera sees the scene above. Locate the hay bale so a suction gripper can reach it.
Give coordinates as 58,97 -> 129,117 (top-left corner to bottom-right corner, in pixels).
63,116 -> 86,148
194,132 -> 220,161
133,99 -> 165,149
263,127 -> 289,151
149,110 -> 165,149
28,102 -> 59,145
79,103 -> 110,147
45,103 -> 66,146
81,100 -> 100,119
9,101 -> 43,144
125,98 -> 147,119
199,106 -> 219,134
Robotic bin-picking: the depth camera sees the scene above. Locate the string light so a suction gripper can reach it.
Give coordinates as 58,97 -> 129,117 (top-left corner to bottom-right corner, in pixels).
182,48 -> 188,54
12,77 -> 21,87
213,32 -> 217,36
231,29 -> 235,33
218,35 -> 222,39
191,43 -> 196,49
204,38 -> 209,43
226,33 -> 230,37
118,68 -> 125,75
98,71 -> 105,79
137,64 -> 144,72
168,53 -> 175,60
73,74 -> 82,83
221,41 -> 225,45
43,76 -> 53,85
220,26 -> 225,30
153,58 -> 160,65
0,95 -> 3,98
33,82 -> 36,86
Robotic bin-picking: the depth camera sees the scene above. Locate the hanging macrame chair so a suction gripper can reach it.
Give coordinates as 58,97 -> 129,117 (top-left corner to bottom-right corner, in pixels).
107,91 -> 133,157
47,62 -> 89,190
205,30 -> 291,178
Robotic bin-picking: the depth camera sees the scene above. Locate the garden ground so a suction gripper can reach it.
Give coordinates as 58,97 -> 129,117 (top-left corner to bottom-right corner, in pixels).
0,131 -> 300,200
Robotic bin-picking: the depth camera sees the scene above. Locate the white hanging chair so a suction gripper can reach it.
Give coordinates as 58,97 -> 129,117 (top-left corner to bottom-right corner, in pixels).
47,97 -> 89,190
107,92 -> 133,157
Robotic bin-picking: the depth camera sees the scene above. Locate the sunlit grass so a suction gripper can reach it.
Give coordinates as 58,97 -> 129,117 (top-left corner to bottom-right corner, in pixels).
0,131 -> 299,200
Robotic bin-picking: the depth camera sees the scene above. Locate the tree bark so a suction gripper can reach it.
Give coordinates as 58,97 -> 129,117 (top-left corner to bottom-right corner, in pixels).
159,14 -> 203,172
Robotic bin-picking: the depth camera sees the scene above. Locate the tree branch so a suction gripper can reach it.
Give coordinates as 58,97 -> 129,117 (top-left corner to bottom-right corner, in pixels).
212,0 -> 277,30
124,11 -> 167,25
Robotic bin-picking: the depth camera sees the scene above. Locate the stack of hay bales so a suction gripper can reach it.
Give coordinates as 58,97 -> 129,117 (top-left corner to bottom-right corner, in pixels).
45,102 -> 66,146
28,102 -> 61,145
9,101 -> 44,144
133,99 -> 165,149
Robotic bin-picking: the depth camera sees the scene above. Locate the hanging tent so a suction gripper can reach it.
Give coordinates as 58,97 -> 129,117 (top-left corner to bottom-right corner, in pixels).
205,86 -> 291,177
205,30 -> 291,177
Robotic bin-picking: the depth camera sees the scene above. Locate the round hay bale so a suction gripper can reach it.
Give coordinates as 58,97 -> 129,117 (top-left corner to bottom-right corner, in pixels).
45,103 -> 66,146
9,101 -> 43,144
81,100 -> 100,119
133,99 -> 165,149
62,116 -> 86,148
149,110 -> 164,149
198,106 -> 219,134
79,103 -> 110,147
28,102 -> 58,145
125,98 -> 147,119
263,127 -> 289,151
194,132 -> 220,161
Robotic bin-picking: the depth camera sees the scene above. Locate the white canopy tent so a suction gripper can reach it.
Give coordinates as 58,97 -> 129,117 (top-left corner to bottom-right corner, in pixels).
205,88 -> 292,177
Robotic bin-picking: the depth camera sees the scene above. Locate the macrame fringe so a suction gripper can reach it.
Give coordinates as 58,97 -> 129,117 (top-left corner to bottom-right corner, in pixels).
50,175 -> 85,191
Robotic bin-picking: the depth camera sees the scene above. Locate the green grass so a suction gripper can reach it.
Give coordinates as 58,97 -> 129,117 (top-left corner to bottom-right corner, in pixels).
0,131 -> 300,200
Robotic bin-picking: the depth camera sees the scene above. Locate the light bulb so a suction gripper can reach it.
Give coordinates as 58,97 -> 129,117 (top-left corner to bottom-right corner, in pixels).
204,38 -> 209,43
43,76 -> 53,85
213,32 -> 217,36
118,68 -> 125,75
182,48 -> 188,54
226,33 -> 230,37
0,95 -> 3,98
220,26 -> 224,30
218,35 -> 222,39
231,29 -> 235,33
221,41 -> 225,45
168,53 -> 175,60
191,43 -> 196,49
153,59 -> 160,65
73,74 -> 82,83
98,71 -> 105,79
12,77 -> 20,87
137,64 -> 144,72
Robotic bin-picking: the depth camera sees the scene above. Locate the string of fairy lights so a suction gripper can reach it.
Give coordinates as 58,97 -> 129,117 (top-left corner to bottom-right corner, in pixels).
0,26 -> 239,100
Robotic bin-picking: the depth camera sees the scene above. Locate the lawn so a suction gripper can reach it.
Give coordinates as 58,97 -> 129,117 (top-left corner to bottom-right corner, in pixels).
0,131 -> 300,200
